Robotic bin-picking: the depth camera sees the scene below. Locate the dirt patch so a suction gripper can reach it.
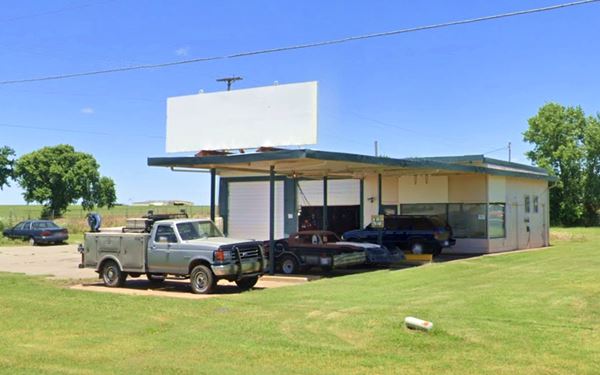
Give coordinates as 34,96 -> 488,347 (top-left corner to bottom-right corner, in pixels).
71,275 -> 305,299
550,231 -> 587,242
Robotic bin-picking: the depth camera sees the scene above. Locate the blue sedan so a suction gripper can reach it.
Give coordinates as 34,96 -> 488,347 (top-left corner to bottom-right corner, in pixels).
2,220 -> 69,245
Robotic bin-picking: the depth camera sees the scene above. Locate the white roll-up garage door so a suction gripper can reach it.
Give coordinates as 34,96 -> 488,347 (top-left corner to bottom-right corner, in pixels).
227,181 -> 284,241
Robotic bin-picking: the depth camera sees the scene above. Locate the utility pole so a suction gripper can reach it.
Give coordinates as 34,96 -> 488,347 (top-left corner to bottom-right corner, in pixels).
508,142 -> 512,162
374,140 -> 379,157
216,76 -> 243,91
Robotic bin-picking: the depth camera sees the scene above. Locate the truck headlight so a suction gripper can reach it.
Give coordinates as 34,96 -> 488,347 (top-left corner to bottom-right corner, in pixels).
214,248 -> 230,262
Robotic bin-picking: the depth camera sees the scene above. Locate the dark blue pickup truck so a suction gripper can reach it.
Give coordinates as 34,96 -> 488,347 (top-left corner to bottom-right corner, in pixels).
342,215 -> 455,256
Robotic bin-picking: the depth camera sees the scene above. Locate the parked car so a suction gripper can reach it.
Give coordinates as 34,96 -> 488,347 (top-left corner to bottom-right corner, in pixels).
342,215 -> 455,256
264,230 -> 367,274
2,220 -> 69,245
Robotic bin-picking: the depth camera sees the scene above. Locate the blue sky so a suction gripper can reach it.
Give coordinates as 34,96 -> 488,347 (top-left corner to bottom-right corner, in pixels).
1,0 -> 599,205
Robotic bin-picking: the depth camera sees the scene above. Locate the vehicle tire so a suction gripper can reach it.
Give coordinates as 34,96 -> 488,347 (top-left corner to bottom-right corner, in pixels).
432,245 -> 442,257
410,241 -> 425,255
190,265 -> 216,294
274,241 -> 288,254
279,255 -> 298,275
147,273 -> 166,283
236,276 -> 259,290
101,260 -> 127,287
29,237 -> 36,246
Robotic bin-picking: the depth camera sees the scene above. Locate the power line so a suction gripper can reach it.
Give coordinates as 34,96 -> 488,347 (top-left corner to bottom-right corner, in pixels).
0,0 -> 597,85
483,146 -> 509,155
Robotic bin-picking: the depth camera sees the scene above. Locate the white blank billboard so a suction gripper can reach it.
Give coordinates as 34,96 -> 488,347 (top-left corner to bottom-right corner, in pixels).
166,81 -> 317,152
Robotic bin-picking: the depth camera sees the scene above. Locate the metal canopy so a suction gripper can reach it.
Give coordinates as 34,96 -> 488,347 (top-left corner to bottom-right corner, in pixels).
147,148 -> 554,275
148,149 -> 555,181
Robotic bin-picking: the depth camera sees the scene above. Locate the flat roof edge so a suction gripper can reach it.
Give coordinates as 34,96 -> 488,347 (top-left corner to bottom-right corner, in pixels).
147,149 -> 556,181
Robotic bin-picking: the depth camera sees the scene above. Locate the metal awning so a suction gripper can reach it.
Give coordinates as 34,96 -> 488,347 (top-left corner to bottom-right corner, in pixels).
148,149 -> 555,181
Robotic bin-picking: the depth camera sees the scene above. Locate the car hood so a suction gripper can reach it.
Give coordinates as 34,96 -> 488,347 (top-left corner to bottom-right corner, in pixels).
343,229 -> 367,237
335,241 -> 383,249
183,237 -> 257,246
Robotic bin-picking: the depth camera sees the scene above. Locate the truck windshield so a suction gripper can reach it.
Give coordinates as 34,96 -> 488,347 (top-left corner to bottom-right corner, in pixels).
177,221 -> 223,241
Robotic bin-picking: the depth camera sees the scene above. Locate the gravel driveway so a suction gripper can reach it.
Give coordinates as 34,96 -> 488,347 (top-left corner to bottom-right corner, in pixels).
0,244 -> 94,279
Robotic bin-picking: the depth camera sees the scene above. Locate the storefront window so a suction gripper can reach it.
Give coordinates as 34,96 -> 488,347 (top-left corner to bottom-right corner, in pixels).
488,203 -> 505,238
400,203 -> 447,222
448,203 -> 487,238
399,202 -> 506,239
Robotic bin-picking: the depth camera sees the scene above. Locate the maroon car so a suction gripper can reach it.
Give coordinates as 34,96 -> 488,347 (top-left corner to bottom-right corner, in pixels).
264,230 -> 368,274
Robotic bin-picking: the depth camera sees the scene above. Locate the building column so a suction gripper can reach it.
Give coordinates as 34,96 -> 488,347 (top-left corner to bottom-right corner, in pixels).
269,165 -> 275,275
210,168 -> 216,222
378,173 -> 383,215
359,178 -> 364,228
322,176 -> 328,230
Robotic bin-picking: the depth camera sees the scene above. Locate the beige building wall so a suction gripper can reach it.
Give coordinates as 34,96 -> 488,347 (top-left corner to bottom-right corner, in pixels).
448,174 -> 486,202
381,177 -> 399,205
362,172 -> 549,254
488,175 -> 506,203
363,174 -> 379,227
397,175 -> 448,203
489,177 -> 549,253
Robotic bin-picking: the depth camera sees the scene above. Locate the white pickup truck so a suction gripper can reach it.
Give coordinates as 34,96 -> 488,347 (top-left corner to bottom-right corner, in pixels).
78,218 -> 266,294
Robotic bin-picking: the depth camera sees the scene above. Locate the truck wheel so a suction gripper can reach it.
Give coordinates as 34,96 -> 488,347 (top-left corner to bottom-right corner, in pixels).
190,265 -> 216,294
146,273 -> 166,283
410,241 -> 425,255
236,276 -> 259,290
101,260 -> 127,287
279,255 -> 298,275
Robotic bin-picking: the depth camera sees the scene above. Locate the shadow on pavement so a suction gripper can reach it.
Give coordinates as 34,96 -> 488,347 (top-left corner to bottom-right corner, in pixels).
81,278 -> 264,296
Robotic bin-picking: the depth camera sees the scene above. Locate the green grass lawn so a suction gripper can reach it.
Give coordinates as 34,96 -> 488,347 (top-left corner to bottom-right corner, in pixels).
1,229 -> 600,374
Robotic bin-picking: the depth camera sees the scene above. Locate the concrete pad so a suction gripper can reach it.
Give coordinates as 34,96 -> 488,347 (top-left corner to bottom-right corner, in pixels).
0,244 -> 95,279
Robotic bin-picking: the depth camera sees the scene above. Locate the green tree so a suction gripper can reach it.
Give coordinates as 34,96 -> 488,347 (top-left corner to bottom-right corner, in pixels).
524,103 -> 586,226
0,146 -> 15,190
96,176 -> 116,209
14,144 -> 117,218
583,115 -> 600,225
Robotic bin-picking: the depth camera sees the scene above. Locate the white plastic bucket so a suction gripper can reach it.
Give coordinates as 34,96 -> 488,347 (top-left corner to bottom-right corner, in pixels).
404,316 -> 433,331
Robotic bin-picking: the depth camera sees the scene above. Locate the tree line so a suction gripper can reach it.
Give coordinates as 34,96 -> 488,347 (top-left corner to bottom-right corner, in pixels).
0,144 -> 116,218
524,103 -> 600,226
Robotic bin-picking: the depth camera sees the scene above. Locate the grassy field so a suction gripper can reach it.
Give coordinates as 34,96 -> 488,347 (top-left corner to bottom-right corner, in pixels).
0,204 -> 210,246
0,228 -> 599,374
0,204 -> 211,223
